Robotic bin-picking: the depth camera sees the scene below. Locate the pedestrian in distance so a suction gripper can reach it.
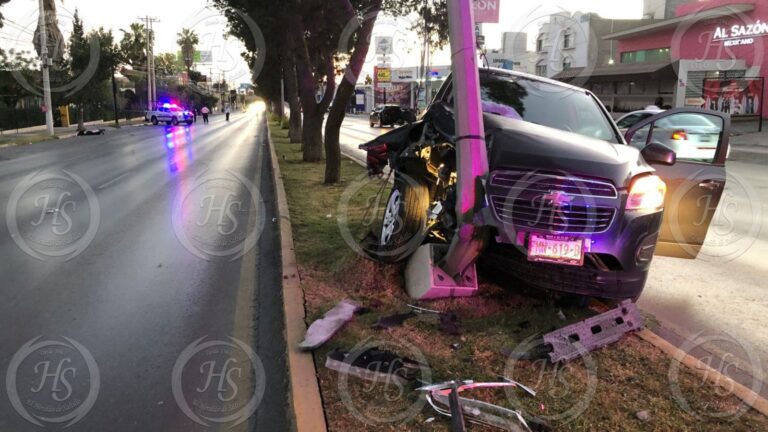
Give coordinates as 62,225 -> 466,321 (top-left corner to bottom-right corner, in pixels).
225,105 -> 231,122
193,108 -> 198,123
201,106 -> 210,124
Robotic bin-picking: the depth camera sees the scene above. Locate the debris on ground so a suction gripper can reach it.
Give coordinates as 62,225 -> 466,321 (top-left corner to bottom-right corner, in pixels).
299,300 -> 361,350
372,312 -> 415,329
500,344 -> 550,361
544,299 -> 644,362
325,347 -> 423,385
499,375 -> 537,397
418,380 -> 551,432
636,410 -> 651,422
439,312 -> 462,335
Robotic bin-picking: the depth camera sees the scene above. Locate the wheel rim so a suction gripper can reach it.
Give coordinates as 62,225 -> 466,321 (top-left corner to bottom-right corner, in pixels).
380,189 -> 401,245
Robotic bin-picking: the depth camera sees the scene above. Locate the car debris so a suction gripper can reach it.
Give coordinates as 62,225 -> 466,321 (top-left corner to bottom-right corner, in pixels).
418,380 -> 551,432
325,347 -> 423,385
298,300 -> 361,350
498,375 -> 537,397
543,299 -> 644,362
372,312 -> 414,329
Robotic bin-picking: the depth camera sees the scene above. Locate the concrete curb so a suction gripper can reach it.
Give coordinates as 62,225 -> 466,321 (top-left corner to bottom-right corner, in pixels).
266,121 -> 328,432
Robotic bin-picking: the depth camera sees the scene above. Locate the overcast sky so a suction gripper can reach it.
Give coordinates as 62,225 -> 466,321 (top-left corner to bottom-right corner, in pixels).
0,0 -> 644,85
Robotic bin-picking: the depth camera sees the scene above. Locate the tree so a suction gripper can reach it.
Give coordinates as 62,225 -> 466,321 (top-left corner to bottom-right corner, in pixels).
68,10 -> 120,130
176,28 -> 199,80
154,52 -> 180,77
33,0 -> 66,63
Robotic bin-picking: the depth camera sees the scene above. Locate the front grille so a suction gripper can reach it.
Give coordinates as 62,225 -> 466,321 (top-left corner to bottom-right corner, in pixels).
490,171 -> 618,198
491,196 -> 615,233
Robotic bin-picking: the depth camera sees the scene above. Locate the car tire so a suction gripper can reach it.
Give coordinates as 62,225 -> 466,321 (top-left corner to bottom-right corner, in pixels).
171,117 -> 179,126
377,176 -> 430,262
378,118 -> 383,128
151,116 -> 158,126
186,120 -> 193,126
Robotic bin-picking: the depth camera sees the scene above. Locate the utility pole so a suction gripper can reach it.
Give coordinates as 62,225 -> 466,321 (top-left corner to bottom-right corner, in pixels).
139,16 -> 159,110
38,0 -> 54,136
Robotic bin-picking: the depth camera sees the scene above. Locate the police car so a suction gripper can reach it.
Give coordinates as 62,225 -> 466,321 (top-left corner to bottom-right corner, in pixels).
145,103 -> 194,126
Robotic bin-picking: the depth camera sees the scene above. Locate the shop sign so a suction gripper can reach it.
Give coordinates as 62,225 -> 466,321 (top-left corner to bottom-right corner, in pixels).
713,21 -> 768,46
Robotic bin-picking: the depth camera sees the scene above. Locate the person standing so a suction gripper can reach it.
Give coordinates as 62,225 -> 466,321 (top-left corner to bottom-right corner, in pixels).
201,106 -> 210,124
225,105 -> 231,122
193,107 -> 198,123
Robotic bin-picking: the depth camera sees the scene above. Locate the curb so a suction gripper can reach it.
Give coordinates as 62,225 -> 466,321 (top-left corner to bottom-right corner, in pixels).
266,121 -> 328,432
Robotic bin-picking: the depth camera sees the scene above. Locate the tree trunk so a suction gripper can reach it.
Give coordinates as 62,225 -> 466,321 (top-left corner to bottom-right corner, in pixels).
324,0 -> 382,184
77,103 -> 85,131
284,54 -> 302,143
302,112 -> 324,162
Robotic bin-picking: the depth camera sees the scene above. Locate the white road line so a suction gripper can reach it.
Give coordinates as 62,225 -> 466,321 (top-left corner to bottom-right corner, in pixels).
97,172 -> 131,190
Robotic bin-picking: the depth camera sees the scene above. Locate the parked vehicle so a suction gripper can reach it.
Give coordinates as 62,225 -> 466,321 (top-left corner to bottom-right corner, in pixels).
615,108 -> 664,133
370,105 -> 416,128
145,103 -> 194,126
360,68 -> 730,301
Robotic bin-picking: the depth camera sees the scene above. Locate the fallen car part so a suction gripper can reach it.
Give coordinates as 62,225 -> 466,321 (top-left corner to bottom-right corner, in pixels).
419,381 -> 542,432
405,244 -> 478,300
498,376 -> 537,397
77,128 -> 105,136
407,304 -> 441,315
543,299 -> 644,362
298,300 -> 361,350
372,312 -> 414,329
325,347 -> 422,385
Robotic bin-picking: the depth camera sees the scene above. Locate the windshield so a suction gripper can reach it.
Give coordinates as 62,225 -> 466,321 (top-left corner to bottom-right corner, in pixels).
478,74 -> 619,143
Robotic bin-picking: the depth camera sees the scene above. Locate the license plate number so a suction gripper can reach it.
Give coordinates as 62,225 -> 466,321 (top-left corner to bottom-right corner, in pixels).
528,234 -> 585,266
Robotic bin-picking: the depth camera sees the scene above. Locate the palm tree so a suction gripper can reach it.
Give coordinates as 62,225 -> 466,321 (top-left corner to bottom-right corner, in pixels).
176,28 -> 199,82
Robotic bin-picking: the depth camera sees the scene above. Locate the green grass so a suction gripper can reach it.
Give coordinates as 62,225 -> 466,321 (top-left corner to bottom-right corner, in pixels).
269,120 -> 768,432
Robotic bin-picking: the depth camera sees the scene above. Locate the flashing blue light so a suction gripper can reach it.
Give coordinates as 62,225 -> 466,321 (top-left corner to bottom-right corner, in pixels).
165,133 -> 174,138
163,103 -> 171,108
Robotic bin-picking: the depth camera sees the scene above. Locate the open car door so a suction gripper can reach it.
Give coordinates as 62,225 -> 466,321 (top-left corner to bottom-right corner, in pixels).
624,108 -> 730,259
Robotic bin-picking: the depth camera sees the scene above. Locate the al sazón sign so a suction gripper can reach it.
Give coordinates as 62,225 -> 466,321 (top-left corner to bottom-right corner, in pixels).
473,0 -> 499,24
713,21 -> 768,46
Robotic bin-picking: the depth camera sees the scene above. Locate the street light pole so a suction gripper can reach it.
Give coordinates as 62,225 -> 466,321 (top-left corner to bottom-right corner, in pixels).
38,0 -> 54,136
440,0 -> 489,278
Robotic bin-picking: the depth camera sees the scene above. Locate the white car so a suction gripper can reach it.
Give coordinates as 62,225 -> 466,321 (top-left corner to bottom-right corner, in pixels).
615,108 -> 664,133
145,104 -> 194,126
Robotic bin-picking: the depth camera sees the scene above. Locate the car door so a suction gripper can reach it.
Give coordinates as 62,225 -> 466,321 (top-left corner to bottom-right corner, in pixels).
624,108 -> 730,259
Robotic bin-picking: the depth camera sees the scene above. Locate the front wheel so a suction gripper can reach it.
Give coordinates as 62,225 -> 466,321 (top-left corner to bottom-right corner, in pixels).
171,117 -> 179,126
151,116 -> 158,126
376,177 -> 430,262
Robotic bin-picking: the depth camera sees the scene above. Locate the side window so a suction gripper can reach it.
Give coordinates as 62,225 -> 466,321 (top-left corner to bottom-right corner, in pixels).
443,84 -> 454,107
616,114 -> 638,129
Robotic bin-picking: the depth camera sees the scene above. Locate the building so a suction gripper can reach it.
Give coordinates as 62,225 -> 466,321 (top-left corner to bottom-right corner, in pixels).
484,31 -> 537,72
533,12 -> 658,79
643,0 -> 691,19
573,0 -> 768,119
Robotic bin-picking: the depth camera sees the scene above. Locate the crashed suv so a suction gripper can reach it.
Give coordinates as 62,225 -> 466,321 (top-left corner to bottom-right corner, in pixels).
362,68 -> 730,301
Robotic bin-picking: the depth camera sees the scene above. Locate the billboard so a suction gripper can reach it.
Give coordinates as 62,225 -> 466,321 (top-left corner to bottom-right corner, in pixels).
701,78 -> 764,117
473,0 -> 500,24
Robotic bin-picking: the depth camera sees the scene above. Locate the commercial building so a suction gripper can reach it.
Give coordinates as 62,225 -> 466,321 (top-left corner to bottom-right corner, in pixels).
554,0 -> 767,120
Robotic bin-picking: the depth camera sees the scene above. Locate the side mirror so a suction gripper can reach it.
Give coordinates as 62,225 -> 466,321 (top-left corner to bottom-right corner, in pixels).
641,143 -> 676,166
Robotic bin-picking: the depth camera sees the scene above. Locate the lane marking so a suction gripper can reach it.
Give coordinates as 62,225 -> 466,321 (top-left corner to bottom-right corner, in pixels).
97,172 -> 131,190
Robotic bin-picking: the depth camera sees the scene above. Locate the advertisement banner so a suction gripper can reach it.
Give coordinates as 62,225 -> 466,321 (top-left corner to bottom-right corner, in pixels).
391,67 -> 418,82
701,78 -> 764,117
375,83 -> 412,107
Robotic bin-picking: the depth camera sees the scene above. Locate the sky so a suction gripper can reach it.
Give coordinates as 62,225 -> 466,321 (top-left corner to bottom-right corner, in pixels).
0,0 -> 645,85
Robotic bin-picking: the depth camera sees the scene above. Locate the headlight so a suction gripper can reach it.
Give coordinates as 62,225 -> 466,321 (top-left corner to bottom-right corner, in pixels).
627,175 -> 666,211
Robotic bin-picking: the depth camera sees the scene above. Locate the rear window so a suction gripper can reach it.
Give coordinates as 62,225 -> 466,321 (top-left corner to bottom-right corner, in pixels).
478,73 -> 619,143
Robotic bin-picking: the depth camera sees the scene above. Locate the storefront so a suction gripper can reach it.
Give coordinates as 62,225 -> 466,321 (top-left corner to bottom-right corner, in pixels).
604,0 -> 767,120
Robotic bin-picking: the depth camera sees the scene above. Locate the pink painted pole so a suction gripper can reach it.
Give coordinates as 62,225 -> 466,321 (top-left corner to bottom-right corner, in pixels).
441,0 -> 490,278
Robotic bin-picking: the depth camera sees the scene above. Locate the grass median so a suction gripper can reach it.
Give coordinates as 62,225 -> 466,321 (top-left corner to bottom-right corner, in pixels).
269,120 -> 768,432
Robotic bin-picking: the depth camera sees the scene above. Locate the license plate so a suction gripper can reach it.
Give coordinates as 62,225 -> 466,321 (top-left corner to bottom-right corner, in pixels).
528,234 -> 585,266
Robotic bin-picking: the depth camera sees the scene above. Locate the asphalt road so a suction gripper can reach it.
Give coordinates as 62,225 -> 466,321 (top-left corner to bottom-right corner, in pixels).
0,110 -> 289,431
339,115 -> 768,382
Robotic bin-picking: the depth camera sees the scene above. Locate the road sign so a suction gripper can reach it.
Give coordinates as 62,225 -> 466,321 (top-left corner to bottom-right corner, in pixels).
375,37 -> 393,56
375,67 -> 392,83
473,0 -> 500,23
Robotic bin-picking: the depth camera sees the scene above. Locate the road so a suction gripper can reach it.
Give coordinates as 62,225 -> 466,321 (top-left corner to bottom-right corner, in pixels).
339,115 -> 768,381
0,110 -> 289,431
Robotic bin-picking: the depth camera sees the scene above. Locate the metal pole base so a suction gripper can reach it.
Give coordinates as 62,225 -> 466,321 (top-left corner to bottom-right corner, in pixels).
405,244 -> 479,300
